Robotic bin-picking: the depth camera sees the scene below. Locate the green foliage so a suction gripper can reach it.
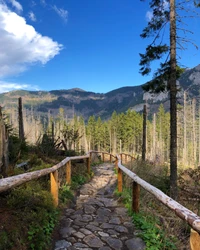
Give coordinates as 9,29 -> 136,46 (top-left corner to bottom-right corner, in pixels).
71,174 -> 87,189
0,231 -> 13,250
8,135 -> 29,163
59,184 -> 74,203
132,213 -> 177,250
6,181 -> 59,250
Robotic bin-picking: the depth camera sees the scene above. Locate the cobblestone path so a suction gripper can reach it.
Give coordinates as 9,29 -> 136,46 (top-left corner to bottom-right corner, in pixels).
53,163 -> 146,250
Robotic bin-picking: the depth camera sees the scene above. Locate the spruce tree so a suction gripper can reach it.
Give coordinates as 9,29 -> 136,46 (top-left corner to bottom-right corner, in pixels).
139,0 -> 198,199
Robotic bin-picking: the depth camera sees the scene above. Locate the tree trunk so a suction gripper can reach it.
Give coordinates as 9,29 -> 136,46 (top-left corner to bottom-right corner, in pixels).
18,97 -> 25,141
169,0 -> 178,200
183,91 -> 187,165
142,104 -> 147,161
153,113 -> 156,161
192,98 -> 196,166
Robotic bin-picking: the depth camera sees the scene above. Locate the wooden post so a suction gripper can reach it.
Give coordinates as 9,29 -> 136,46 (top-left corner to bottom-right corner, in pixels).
118,167 -> 123,193
87,156 -> 91,175
125,154 -> 127,163
66,161 -> 71,185
109,154 -> 112,163
190,229 -> 200,250
50,170 -> 58,206
132,181 -> 140,213
102,153 -> 105,162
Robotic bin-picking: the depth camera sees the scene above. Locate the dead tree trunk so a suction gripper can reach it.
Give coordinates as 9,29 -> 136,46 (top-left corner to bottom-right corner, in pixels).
0,107 -> 9,177
142,104 -> 147,161
18,97 -> 25,141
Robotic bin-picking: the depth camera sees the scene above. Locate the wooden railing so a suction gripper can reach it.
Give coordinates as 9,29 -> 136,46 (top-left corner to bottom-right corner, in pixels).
0,151 -> 115,206
116,154 -> 200,250
0,151 -> 199,248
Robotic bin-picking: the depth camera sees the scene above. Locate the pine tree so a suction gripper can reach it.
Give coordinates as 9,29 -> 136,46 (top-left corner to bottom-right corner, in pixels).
139,0 -> 198,199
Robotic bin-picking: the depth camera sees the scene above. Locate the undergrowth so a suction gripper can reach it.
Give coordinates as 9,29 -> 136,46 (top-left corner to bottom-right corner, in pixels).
115,188 -> 177,250
0,181 -> 59,250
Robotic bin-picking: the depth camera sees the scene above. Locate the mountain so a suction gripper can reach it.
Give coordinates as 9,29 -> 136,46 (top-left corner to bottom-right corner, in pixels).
0,64 -> 200,120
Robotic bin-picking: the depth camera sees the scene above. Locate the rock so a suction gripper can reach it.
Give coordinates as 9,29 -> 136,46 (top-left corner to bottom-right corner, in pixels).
65,208 -> 75,216
97,207 -> 112,216
84,205 -> 96,214
99,247 -> 112,250
125,238 -> 146,250
115,225 -> 128,233
95,215 -> 109,223
67,237 -> 76,243
54,240 -> 72,250
59,227 -> 76,238
86,224 -> 102,232
107,229 -> 119,236
73,242 -> 88,248
109,217 -> 121,224
100,223 -> 115,229
102,237 -> 123,250
79,228 -> 93,235
72,231 -> 85,239
98,231 -> 109,237
83,234 -> 104,248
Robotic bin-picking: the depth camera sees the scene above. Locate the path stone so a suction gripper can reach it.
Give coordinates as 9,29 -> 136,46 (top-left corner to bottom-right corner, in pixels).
125,238 -> 146,250
53,163 -> 145,250
83,235 -> 104,248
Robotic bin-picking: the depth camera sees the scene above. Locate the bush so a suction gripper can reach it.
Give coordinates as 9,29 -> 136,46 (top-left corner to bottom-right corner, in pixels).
6,181 -> 59,250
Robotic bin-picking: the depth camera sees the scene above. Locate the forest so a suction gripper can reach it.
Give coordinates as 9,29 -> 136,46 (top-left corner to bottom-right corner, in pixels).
2,93 -> 200,171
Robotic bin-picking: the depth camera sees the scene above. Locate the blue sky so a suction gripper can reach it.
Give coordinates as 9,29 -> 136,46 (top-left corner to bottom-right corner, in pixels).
0,0 -> 199,94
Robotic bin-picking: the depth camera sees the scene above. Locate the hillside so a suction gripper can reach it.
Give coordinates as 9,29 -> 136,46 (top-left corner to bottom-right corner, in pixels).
0,64 -> 200,120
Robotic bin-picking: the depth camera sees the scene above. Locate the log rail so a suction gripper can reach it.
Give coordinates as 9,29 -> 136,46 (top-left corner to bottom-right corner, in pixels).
0,151 -> 199,248
116,154 -> 200,250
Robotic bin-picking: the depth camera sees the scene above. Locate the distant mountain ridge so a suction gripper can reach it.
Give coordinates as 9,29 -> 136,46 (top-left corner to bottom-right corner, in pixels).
0,64 -> 200,120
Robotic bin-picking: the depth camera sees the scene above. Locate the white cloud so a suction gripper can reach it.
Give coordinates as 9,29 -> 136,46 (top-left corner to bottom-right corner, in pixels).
0,3 -> 63,78
8,0 -> 23,12
28,11 -> 36,22
53,5 -> 68,22
146,11 -> 153,21
0,81 -> 39,93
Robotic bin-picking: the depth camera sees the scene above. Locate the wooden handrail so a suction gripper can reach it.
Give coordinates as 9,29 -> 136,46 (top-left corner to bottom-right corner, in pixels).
1,150 -> 199,247
116,154 -> 200,249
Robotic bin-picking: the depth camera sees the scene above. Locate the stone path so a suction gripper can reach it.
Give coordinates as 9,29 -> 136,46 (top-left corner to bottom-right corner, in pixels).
53,163 -> 146,250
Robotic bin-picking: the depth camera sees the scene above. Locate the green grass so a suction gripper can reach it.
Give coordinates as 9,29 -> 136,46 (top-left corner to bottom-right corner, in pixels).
115,187 -> 177,250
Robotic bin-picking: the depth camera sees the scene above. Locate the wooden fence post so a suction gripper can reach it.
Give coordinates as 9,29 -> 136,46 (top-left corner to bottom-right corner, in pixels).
109,154 -> 112,163
102,153 -> 105,162
51,170 -> 59,206
66,161 -> 71,185
132,181 -> 140,213
190,229 -> 200,250
125,154 -> 127,163
118,167 -> 123,193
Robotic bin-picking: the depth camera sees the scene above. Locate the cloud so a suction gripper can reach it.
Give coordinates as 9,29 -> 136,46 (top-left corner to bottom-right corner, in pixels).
8,0 -> 23,12
146,11 -> 153,21
28,11 -> 36,22
53,5 -> 68,22
0,81 -> 39,93
40,0 -> 46,6
0,3 -> 63,78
